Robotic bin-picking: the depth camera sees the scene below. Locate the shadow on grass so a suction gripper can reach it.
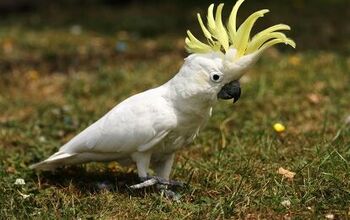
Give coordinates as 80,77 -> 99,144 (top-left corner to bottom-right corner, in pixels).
36,166 -> 146,196
34,166 -> 184,197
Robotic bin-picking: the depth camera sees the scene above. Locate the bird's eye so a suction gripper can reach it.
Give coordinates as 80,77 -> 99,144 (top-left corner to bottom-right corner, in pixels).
210,72 -> 223,82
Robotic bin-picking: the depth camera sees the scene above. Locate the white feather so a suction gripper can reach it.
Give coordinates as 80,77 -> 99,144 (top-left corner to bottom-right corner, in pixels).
30,52 -> 227,180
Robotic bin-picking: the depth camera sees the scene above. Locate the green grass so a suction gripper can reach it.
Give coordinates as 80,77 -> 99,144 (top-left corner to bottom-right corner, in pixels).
0,1 -> 350,219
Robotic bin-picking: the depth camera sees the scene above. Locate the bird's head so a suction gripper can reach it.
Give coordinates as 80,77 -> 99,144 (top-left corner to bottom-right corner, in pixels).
175,0 -> 295,104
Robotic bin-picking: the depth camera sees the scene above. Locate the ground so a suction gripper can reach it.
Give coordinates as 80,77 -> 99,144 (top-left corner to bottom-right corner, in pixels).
0,1 -> 349,219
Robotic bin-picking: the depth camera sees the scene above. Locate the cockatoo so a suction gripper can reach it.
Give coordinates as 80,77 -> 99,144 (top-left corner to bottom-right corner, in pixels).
30,0 -> 295,190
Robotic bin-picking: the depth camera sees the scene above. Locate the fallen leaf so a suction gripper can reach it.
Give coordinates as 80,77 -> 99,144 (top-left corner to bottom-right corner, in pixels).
307,93 -> 321,104
278,167 -> 296,180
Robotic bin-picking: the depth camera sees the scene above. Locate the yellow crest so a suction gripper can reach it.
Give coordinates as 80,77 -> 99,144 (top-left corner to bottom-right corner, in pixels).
185,0 -> 296,58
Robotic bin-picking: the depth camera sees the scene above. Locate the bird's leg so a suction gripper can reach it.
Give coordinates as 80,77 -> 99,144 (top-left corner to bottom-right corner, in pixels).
154,153 -> 183,187
129,153 -> 182,201
129,153 -> 183,189
129,152 -> 154,189
154,153 -> 174,180
154,153 -> 182,201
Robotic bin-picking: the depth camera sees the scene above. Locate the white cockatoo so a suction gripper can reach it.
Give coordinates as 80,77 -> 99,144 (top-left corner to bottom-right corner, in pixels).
30,0 -> 295,189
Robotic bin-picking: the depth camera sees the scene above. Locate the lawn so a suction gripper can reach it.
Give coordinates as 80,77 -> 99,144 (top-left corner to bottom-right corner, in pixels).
0,0 -> 349,219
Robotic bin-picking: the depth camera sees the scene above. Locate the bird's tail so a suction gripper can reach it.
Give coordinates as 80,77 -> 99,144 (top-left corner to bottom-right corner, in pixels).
29,152 -> 77,171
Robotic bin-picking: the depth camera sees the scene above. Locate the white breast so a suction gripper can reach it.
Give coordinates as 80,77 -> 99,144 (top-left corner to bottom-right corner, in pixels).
152,106 -> 212,156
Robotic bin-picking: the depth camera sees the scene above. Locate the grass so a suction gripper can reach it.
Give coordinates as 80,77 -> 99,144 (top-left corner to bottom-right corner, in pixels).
0,1 -> 350,219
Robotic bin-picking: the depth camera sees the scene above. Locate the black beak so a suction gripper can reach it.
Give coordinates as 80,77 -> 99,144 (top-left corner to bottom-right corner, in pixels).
217,80 -> 241,103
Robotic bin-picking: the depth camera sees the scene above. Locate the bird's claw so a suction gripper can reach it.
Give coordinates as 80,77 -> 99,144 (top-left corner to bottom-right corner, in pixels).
129,176 -> 184,189
158,185 -> 181,202
129,178 -> 158,189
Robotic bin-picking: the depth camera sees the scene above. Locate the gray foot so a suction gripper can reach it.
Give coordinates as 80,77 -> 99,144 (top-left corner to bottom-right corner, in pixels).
129,176 -> 184,189
158,185 -> 181,202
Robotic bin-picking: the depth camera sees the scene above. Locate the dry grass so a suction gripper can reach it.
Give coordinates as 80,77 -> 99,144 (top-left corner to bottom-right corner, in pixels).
0,1 -> 349,219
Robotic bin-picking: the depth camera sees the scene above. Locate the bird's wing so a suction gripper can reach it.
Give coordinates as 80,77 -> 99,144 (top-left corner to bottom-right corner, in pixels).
59,88 -> 176,155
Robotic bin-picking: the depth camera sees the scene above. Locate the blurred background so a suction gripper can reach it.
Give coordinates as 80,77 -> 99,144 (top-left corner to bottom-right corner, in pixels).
0,0 -> 349,218
0,0 -> 349,123
0,0 -> 348,75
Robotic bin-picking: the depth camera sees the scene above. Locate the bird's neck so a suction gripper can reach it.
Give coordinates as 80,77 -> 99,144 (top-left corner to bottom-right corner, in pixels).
163,77 -> 216,117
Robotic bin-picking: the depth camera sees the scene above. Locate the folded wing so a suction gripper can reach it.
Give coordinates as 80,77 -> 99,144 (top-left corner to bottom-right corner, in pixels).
30,88 -> 177,170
